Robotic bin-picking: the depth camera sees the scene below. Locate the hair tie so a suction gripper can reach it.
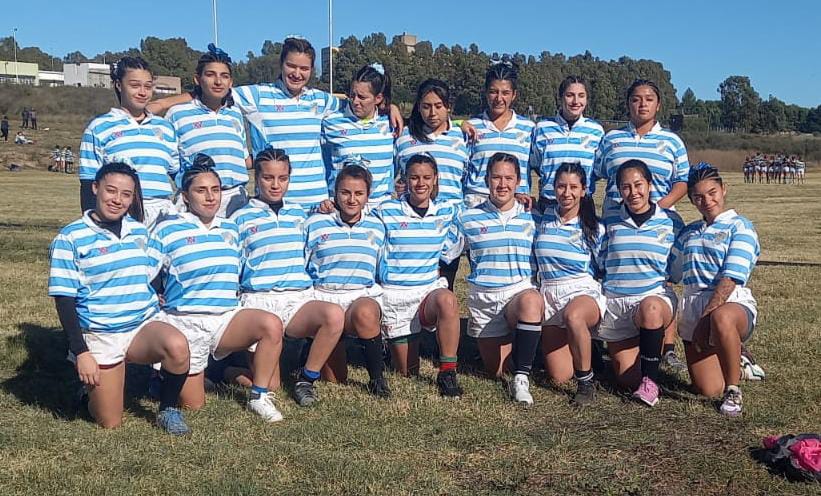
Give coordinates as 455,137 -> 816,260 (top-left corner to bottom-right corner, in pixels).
342,155 -> 371,168
369,62 -> 385,75
490,58 -> 513,68
103,154 -> 137,171
207,43 -> 232,63
285,34 -> 307,41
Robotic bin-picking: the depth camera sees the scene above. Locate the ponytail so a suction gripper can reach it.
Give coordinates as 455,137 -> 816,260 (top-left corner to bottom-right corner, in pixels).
553,163 -> 600,251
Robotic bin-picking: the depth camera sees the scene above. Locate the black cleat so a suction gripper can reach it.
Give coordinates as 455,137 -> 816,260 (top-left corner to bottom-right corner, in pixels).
436,370 -> 463,398
367,377 -> 392,398
571,380 -> 596,408
294,379 -> 318,407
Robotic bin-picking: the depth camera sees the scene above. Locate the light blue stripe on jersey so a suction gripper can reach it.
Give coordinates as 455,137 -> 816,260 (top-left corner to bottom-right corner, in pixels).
601,206 -> 682,296
594,122 -> 689,210
165,99 -> 250,190
48,213 -> 160,333
530,114 -> 603,200
669,209 -> 759,290
394,124 -> 468,204
232,80 -> 341,207
305,211 -> 385,290
79,107 -> 178,199
231,199 -> 313,292
322,105 -> 395,203
375,197 -> 457,287
465,112 -> 534,196
442,201 -> 536,288
152,213 -> 240,314
535,207 -> 604,281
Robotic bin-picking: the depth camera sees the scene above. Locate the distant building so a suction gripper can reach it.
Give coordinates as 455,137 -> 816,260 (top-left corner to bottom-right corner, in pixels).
399,32 -> 417,54
154,75 -> 182,95
321,46 -> 339,76
38,70 -> 64,87
0,60 -> 38,85
63,63 -> 112,88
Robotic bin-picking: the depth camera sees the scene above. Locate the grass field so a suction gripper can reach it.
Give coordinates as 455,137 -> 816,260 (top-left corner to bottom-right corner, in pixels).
0,170 -> 820,495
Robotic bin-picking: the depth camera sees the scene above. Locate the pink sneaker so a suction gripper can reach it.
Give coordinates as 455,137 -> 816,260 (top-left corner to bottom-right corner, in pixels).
632,377 -> 660,407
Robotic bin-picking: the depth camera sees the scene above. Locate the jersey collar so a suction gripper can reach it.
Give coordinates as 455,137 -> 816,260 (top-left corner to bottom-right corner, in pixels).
554,112 -> 587,131
110,106 -> 157,125
179,211 -> 224,231
81,210 -> 138,238
399,195 -> 441,218
484,199 -> 524,216
481,110 -> 520,132
626,121 -> 663,136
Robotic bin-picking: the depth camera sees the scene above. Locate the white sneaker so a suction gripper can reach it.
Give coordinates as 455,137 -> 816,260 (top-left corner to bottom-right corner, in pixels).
719,386 -> 743,417
509,373 -> 533,406
248,392 -> 284,422
740,354 -> 765,381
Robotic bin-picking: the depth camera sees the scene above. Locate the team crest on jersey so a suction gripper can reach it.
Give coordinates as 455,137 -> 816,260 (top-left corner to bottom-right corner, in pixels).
193,121 -> 203,130
378,122 -> 390,134
311,101 -> 320,114
434,219 -> 445,231
399,221 -> 408,229
656,142 -> 668,154
366,231 -> 377,243
221,231 -> 234,244
98,246 -> 108,255
249,226 -> 258,234
187,236 -> 197,245
340,129 -> 348,136
523,224 -> 534,237
113,130 -> 124,139
410,139 -> 418,146
276,105 -> 285,112
133,237 -> 145,251
320,233 -> 330,242
518,132 -> 529,144
232,120 -> 243,133
714,231 -> 728,244
657,228 -> 671,243
480,226 -> 488,234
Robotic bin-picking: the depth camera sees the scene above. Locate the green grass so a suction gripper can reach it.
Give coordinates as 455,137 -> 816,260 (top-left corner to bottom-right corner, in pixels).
1,171 -> 820,495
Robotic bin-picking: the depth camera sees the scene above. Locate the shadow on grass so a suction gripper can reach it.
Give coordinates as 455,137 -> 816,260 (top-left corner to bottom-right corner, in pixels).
1,323 -> 155,423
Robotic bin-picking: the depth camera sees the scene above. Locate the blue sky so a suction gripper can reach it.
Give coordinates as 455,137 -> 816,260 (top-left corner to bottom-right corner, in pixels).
5,0 -> 819,107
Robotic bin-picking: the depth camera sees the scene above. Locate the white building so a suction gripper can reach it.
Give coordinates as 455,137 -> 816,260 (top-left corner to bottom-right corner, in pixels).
38,70 -> 64,87
63,63 -> 112,88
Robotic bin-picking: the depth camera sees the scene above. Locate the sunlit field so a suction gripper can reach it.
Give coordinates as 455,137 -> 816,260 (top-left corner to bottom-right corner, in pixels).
0,170 -> 819,495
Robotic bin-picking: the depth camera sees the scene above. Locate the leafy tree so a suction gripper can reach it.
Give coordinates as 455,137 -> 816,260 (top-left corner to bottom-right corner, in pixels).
719,76 -> 760,132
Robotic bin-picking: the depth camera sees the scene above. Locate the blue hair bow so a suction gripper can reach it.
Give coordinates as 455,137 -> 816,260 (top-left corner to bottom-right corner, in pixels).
342,155 -> 371,168
207,43 -> 232,64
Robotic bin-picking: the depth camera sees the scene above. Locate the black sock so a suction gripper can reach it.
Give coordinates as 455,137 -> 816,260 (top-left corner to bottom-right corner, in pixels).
639,326 -> 665,381
574,369 -> 594,383
663,343 -> 675,355
591,340 -> 606,372
360,335 -> 385,381
513,321 -> 543,376
159,368 -> 188,411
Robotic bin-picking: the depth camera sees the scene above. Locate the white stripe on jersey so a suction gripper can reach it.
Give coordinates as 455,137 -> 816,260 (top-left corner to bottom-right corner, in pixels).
305,211 -> 385,290
601,205 -> 682,296
232,80 -> 341,207
165,99 -> 250,190
375,196 -> 457,287
465,111 -> 534,197
594,122 -> 689,213
79,107 -> 178,199
530,114 -> 603,200
535,207 -> 604,281
231,199 -> 313,292
443,200 -> 536,288
322,105 -> 395,203
394,124 -> 468,204
48,212 -> 160,333
669,209 -> 759,291
152,213 -> 240,314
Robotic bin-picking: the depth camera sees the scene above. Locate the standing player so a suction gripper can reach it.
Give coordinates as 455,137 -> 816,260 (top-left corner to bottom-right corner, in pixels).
670,163 -> 760,416
443,153 -> 544,405
376,154 -> 463,396
48,162 -> 191,434
232,148 -> 345,406
79,57 -> 178,229
597,160 -> 681,407
535,163 -> 606,407
530,77 -> 604,211
152,163 -> 286,421
165,45 -> 251,218
795,156 -> 806,185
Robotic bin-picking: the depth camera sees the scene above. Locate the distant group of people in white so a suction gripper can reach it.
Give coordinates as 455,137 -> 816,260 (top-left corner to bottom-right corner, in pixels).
48,145 -> 75,173
743,153 -> 806,185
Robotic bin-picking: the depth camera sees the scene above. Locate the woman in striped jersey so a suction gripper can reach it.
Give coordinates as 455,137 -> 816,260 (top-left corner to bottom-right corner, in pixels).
232,148 -> 345,407
375,154 -> 462,397
535,163 -> 606,407
321,63 -> 395,209
49,163 -> 191,435
305,165 -> 391,397
463,61 -> 535,210
669,163 -> 760,417
530,77 -> 604,212
598,160 -> 682,407
152,163 -> 286,422
443,153 -> 544,405
394,79 -> 469,289
80,57 -> 179,230
165,45 -> 251,218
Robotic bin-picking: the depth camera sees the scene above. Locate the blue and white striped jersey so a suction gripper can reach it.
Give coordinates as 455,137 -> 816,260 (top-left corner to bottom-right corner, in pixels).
394,124 -> 469,204
230,198 -> 313,292
79,107 -> 179,199
530,114 -> 603,200
669,209 -> 759,290
48,212 -> 160,333
232,80 -> 341,207
535,207 -> 605,281
601,205 -> 683,296
152,213 -> 240,314
322,105 -> 395,203
594,122 -> 689,214
443,200 -> 536,288
375,196 -> 457,287
305,211 -> 385,290
465,111 -> 534,197
165,99 -> 250,190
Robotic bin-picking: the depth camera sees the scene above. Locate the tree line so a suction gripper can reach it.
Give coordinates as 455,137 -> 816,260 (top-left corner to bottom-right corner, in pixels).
1,34 -> 819,133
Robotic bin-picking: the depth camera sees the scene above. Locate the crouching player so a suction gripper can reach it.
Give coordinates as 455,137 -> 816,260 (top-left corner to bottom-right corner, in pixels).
443,152 -> 544,405
376,154 -> 463,397
48,162 -> 191,434
670,163 -> 760,416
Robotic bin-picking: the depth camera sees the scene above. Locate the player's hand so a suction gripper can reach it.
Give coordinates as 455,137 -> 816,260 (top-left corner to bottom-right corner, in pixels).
389,104 -> 405,139
461,121 -> 478,143
514,193 -> 534,211
76,352 -> 100,387
317,199 -> 337,214
395,178 -> 407,197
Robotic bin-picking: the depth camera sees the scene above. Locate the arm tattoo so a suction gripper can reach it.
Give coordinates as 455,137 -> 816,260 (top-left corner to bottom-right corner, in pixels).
702,277 -> 736,317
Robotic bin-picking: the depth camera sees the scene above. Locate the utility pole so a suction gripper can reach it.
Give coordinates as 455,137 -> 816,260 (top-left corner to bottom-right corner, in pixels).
328,0 -> 333,93
13,28 -> 19,84
212,0 -> 219,46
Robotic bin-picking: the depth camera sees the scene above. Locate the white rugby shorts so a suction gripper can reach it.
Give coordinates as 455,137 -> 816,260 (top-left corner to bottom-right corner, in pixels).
541,275 -> 606,327
468,279 -> 536,339
381,277 -> 448,340
596,286 -> 677,342
678,286 -> 757,343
